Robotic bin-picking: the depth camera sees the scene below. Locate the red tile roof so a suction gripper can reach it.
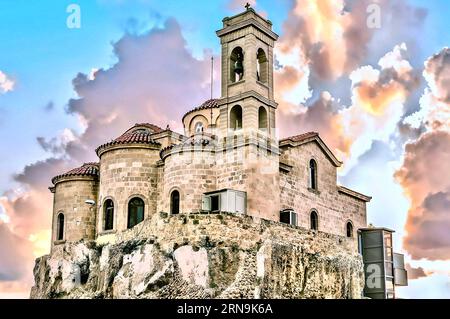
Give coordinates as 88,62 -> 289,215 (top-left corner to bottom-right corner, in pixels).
182,99 -> 219,121
279,132 -> 342,167
52,162 -> 99,184
280,132 -> 318,143
96,124 -> 161,156
123,123 -> 164,134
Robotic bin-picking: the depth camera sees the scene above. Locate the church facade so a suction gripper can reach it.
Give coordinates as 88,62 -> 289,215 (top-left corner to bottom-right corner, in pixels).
49,8 -> 371,251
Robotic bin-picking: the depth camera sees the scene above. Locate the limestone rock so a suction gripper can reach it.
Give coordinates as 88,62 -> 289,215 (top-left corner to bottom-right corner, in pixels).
30,213 -> 365,299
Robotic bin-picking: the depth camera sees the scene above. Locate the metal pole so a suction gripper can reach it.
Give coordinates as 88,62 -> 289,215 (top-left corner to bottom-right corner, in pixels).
210,56 -> 214,129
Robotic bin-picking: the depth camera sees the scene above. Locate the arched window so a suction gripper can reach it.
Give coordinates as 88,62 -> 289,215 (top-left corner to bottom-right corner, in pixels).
256,48 -> 268,83
230,105 -> 242,130
309,159 -> 317,190
346,222 -> 353,238
310,210 -> 318,231
104,199 -> 114,231
57,213 -> 64,241
230,47 -> 244,83
194,122 -> 204,134
170,190 -> 180,214
258,106 -> 267,130
127,197 -> 145,229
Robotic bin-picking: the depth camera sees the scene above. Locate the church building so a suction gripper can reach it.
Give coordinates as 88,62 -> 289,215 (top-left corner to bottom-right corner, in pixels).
49,7 -> 371,250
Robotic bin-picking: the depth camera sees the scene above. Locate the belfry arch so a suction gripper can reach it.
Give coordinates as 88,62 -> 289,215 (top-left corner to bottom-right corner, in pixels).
230,47 -> 244,83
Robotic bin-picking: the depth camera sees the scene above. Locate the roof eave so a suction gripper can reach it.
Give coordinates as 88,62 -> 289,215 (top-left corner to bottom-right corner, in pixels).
337,185 -> 372,202
279,135 -> 342,167
96,141 -> 161,158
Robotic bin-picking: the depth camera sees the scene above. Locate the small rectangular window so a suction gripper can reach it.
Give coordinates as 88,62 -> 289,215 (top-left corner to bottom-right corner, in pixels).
280,211 -> 291,224
202,190 -> 246,214
280,210 -> 296,226
211,195 -> 220,212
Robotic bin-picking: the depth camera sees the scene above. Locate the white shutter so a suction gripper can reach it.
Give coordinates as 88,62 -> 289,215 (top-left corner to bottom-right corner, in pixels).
202,195 -> 211,211
290,212 -> 297,226
236,191 -> 246,214
228,190 -> 236,212
220,192 -> 228,212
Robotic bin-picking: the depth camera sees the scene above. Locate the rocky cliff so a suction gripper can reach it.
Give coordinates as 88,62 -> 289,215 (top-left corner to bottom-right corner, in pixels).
30,212 -> 365,299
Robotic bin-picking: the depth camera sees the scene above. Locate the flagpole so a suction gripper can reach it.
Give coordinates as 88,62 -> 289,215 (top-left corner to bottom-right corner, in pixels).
210,56 -> 214,129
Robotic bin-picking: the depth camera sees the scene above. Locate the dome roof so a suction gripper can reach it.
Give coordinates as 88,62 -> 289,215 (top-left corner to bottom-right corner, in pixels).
122,123 -> 164,135
52,162 -> 99,184
96,123 -> 162,156
182,99 -> 219,121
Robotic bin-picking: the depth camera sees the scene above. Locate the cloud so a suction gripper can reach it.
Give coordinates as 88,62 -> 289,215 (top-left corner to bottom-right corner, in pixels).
352,43 -> 419,116
278,0 -> 370,81
395,131 -> 450,206
396,273 -> 450,299
423,47 -> 450,104
275,0 -> 427,110
44,102 -> 54,112
0,281 -> 31,299
64,18 -> 216,162
0,70 -> 15,94
0,18 -> 219,296
395,131 -> 450,260
0,158 -> 70,244
405,263 -> 427,280
0,222 -> 33,282
277,91 -> 352,158
395,48 -> 450,260
405,48 -> 450,131
277,0 -> 420,81
278,43 -> 419,165
36,129 -> 76,156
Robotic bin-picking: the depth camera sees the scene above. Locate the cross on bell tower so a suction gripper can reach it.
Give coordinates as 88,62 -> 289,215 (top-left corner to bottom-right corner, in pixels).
245,2 -> 251,10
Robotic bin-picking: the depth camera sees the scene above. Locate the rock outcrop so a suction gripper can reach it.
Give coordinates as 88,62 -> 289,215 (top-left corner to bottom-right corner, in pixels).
30,213 -> 365,299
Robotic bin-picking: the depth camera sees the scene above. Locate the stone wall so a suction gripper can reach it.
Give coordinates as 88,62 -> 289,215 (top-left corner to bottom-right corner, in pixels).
51,177 -> 98,251
159,147 -> 217,214
280,142 -> 367,237
50,135 -> 367,247
217,97 -> 276,140
97,146 -> 160,234
31,212 -> 364,299
215,137 -> 280,221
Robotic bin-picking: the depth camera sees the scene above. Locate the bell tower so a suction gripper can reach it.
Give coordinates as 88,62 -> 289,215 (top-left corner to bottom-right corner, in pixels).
214,5 -> 281,221
216,5 -> 279,139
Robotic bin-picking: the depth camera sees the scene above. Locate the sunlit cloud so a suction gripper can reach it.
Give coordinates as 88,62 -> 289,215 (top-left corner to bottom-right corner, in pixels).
396,47 -> 450,261
0,70 -> 15,94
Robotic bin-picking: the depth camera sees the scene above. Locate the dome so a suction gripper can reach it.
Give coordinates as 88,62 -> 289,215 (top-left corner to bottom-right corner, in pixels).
96,123 -> 162,156
52,162 -> 99,185
122,123 -> 164,135
182,99 -> 219,121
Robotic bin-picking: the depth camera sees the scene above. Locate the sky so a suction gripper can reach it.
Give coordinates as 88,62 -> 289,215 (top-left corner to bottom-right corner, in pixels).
0,0 -> 449,299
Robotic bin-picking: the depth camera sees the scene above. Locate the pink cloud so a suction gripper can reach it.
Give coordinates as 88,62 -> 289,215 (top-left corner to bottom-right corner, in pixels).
0,18 -> 219,296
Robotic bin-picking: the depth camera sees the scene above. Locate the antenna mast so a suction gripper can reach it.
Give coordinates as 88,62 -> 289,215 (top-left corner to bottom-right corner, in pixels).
210,56 -> 214,129
211,56 -> 214,100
